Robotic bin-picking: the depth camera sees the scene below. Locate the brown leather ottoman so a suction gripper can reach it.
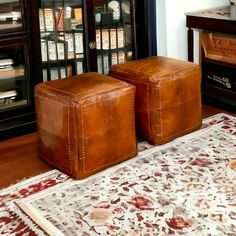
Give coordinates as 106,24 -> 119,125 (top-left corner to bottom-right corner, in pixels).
110,56 -> 202,145
34,72 -> 137,179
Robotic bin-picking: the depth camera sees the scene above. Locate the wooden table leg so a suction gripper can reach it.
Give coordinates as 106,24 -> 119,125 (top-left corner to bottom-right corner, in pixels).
187,27 -> 194,62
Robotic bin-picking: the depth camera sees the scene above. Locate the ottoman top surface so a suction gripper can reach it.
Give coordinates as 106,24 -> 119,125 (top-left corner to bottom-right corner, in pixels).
35,72 -> 131,99
110,56 -> 199,82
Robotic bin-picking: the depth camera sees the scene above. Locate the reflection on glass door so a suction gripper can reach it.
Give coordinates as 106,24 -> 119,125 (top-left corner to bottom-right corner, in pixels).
0,0 -> 22,32
0,41 -> 28,110
39,0 -> 85,82
94,0 -> 134,74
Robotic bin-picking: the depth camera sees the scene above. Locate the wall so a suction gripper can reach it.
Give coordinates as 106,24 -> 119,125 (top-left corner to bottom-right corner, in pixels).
156,0 -> 229,63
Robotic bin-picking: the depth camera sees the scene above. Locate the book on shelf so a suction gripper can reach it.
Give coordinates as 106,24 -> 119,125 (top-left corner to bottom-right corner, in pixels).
0,66 -> 24,80
0,58 -> 13,70
0,90 -> 17,100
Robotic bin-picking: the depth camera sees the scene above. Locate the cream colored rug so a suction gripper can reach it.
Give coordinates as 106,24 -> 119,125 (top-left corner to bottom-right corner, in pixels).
11,113 -> 236,236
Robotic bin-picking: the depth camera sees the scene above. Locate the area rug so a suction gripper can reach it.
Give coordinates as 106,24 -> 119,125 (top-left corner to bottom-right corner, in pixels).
6,113 -> 233,236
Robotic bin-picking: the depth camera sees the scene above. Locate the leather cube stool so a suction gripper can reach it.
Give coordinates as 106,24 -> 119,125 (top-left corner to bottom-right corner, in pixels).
34,72 -> 137,179
110,56 -> 202,145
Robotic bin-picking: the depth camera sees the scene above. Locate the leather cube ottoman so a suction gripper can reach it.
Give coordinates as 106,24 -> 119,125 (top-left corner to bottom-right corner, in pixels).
34,72 -> 137,179
110,56 -> 202,145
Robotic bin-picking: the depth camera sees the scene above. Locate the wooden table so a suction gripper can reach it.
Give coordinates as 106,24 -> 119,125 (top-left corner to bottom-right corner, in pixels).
186,5 -> 236,62
186,6 -> 236,112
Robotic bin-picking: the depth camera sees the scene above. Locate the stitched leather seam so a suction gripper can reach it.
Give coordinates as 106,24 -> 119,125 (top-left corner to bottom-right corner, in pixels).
67,105 -> 72,174
80,90 -> 136,174
36,93 -> 73,174
38,83 -> 127,97
131,89 -> 136,152
146,84 -> 151,140
35,93 -> 71,106
80,104 -> 86,174
109,75 -> 152,140
159,82 -> 163,140
72,101 -> 79,178
111,66 -> 199,82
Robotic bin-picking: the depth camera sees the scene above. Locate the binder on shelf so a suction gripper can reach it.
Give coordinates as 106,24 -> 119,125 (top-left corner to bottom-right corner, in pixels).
111,52 -> 125,65
74,8 -> 83,25
59,33 -> 74,59
97,55 -> 109,74
41,40 -> 47,61
117,28 -> 124,48
76,61 -> 83,75
124,25 -> 132,45
42,8 -> 54,31
41,39 -> 65,62
96,28 -> 124,50
39,9 -> 45,31
74,32 -> 83,54
50,67 -> 67,80
96,29 -> 109,50
55,8 -> 64,31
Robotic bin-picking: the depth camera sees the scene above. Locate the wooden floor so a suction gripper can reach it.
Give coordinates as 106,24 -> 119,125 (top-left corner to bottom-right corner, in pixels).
0,104 -> 235,189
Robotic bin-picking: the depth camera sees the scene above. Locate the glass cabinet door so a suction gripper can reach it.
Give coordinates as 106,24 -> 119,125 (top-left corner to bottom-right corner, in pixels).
94,0 -> 135,74
0,0 -> 23,32
0,39 -> 29,110
39,0 -> 85,82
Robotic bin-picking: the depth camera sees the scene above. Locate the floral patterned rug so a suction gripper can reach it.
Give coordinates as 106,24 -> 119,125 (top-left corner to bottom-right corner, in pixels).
1,113 -> 236,236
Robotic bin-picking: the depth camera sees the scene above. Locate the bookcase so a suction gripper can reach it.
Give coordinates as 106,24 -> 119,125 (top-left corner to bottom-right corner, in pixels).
30,0 -> 139,82
0,0 -> 37,140
0,0 -> 157,140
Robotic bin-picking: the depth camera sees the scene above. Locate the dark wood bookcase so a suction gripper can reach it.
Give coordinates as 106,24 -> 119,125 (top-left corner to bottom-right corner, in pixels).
0,0 -> 157,140
0,0 -> 38,140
